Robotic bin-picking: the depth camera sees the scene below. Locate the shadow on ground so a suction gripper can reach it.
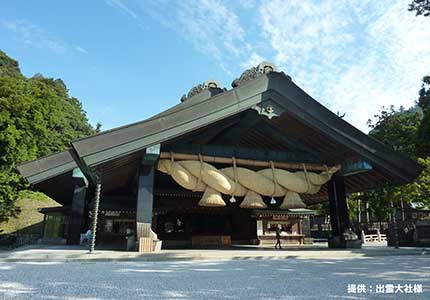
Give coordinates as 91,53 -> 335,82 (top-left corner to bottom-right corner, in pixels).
0,254 -> 429,300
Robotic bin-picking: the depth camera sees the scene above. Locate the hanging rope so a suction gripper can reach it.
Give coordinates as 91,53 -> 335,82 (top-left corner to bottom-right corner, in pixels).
324,164 -> 330,180
270,161 -> 277,197
231,157 -> 238,196
168,151 -> 174,175
302,163 -> 311,194
157,158 -> 339,198
193,154 -> 204,192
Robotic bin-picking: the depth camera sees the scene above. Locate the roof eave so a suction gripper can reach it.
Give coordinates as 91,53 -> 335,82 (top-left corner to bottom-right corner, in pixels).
266,72 -> 423,184
16,71 -> 422,187
16,149 -> 77,185
71,74 -> 271,167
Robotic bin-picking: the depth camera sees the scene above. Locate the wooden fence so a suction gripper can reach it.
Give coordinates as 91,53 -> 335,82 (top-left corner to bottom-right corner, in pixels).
361,230 -> 387,243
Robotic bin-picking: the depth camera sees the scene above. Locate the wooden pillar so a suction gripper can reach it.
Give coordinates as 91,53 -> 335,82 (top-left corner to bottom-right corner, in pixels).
136,164 -> 155,239
328,178 -> 340,237
42,214 -> 47,239
136,145 -> 160,252
328,176 -> 351,248
67,168 -> 88,245
302,217 -> 311,237
298,219 -> 302,234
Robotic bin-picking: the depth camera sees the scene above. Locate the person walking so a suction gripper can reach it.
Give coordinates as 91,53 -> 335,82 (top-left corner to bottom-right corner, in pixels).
125,228 -> 135,251
84,228 -> 93,252
275,224 -> 282,249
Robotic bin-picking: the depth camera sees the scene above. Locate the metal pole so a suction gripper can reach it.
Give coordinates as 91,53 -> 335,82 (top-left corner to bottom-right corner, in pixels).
390,198 -> 399,249
90,182 -> 101,253
400,199 -> 405,222
357,199 -> 361,223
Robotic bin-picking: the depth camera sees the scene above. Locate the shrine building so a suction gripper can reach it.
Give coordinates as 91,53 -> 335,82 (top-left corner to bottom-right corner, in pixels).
17,63 -> 422,251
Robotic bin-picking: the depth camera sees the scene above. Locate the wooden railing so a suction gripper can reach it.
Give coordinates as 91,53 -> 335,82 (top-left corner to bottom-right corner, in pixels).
361,230 -> 387,243
138,229 -> 162,253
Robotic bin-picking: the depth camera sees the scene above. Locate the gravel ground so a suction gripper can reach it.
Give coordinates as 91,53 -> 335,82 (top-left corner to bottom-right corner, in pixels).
0,255 -> 429,300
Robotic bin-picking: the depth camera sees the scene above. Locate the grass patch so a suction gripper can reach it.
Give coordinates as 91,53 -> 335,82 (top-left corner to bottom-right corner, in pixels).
0,190 -> 61,235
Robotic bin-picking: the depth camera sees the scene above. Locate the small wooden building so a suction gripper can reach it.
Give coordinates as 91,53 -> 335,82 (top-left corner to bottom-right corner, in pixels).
254,209 -> 315,245
17,63 -> 422,251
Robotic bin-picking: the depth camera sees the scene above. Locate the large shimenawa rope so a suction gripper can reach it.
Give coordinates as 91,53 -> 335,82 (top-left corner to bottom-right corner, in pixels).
157,158 -> 340,209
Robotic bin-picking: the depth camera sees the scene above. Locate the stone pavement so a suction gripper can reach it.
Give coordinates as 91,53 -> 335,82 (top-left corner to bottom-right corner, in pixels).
0,243 -> 429,263
1,254 -> 429,300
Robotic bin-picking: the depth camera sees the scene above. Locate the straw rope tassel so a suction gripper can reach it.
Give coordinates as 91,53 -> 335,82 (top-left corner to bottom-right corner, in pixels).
156,157 -> 340,209
240,158 -> 267,209
198,154 -> 226,207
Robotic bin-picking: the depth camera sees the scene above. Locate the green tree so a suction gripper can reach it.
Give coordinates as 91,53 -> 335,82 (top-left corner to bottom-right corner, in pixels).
0,51 -> 22,78
0,50 -> 95,222
417,113 -> 430,158
348,190 -> 393,224
409,0 -> 430,17
416,76 -> 430,158
403,158 -> 430,208
417,76 -> 430,110
367,105 -> 422,159
354,76 -> 430,221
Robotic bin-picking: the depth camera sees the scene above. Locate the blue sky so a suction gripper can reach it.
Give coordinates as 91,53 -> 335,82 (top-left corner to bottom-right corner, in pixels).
1,1 -> 429,132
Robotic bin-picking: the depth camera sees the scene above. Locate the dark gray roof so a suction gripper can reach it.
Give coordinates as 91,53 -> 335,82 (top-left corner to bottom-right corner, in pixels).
70,74 -> 269,167
17,149 -> 76,184
18,71 -> 423,186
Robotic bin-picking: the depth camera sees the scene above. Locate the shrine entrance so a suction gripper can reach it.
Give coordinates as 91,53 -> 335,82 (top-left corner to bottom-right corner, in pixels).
18,62 -> 422,252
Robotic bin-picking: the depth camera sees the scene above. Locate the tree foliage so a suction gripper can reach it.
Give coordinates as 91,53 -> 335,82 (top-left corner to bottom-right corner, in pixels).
350,76 -> 430,221
0,50 -> 95,222
416,76 -> 430,158
0,51 -> 22,78
367,105 -> 422,160
402,158 -> 430,205
409,0 -> 430,17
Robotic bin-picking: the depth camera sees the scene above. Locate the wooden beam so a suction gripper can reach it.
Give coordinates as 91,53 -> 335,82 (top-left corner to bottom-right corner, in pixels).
210,110 -> 261,144
266,89 -> 420,183
72,168 -> 88,188
258,121 -> 321,159
142,144 -> 161,165
162,143 -> 321,165
339,159 -> 372,176
167,116 -> 241,145
160,151 -> 340,171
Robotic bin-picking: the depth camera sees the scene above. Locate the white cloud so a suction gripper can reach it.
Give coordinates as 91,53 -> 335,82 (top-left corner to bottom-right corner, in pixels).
106,0 -> 261,75
258,0 -> 430,132
176,0 -> 248,74
105,0 -> 138,19
75,46 -> 88,54
104,0 -> 429,132
241,52 -> 265,69
238,0 -> 256,9
1,19 -> 67,54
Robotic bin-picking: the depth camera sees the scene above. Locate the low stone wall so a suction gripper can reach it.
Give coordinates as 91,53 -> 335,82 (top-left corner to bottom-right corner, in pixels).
0,233 -> 40,249
388,220 -> 430,247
